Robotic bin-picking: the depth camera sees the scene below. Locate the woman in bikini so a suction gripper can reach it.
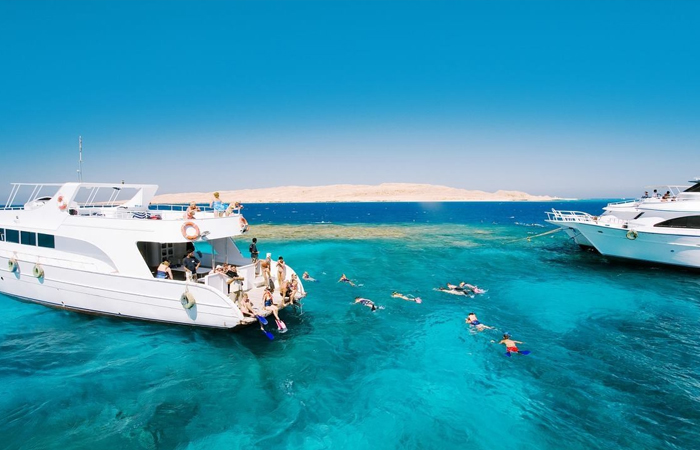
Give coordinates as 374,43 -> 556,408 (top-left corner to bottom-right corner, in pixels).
155,259 -> 173,280
263,287 -> 281,321
276,256 -> 287,293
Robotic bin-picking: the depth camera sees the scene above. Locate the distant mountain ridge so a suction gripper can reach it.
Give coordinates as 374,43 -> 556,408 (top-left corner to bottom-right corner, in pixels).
152,183 -> 557,203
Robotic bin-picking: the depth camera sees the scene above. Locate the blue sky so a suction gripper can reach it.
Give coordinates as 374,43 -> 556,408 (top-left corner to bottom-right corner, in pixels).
1,0 -> 698,198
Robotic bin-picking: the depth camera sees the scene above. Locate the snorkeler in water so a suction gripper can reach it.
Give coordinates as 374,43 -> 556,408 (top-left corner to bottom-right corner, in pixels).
493,333 -> 530,356
302,271 -> 317,282
466,312 -> 493,331
391,291 -> 422,303
339,274 -> 357,286
354,297 -> 378,311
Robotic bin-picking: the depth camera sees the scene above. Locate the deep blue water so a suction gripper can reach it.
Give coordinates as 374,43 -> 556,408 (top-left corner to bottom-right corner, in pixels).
2,201 -> 699,450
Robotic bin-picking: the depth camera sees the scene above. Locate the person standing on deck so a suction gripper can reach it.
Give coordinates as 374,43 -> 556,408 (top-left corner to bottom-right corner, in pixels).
277,256 -> 287,293
249,238 -> 259,274
260,253 -> 272,288
183,250 -> 201,282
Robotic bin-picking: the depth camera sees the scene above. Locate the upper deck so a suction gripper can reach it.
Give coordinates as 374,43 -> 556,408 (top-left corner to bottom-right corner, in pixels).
0,182 -> 248,242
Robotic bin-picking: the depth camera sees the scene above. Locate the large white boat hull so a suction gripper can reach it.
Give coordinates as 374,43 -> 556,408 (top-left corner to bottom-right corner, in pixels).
575,223 -> 700,269
0,258 -> 245,329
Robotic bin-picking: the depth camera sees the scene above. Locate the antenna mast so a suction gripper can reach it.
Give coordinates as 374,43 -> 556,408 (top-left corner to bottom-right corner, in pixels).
78,136 -> 83,182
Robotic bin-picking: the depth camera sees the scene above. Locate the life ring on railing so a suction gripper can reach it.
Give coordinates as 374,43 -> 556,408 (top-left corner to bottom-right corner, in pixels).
57,195 -> 67,211
626,230 -> 638,240
239,216 -> 249,233
33,264 -> 44,278
180,291 -> 196,309
8,258 -> 18,272
181,222 -> 200,240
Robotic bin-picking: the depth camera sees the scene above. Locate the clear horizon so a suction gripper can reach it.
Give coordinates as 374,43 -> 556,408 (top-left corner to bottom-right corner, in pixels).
1,0 -> 698,198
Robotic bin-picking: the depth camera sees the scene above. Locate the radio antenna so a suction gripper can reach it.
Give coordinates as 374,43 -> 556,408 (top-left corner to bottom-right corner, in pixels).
78,136 -> 83,182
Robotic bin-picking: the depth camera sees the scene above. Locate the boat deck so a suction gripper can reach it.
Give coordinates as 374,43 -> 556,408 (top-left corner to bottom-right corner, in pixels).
229,276 -> 303,326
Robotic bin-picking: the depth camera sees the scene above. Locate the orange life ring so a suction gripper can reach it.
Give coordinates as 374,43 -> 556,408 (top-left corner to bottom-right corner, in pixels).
57,195 -> 67,210
181,221 -> 200,240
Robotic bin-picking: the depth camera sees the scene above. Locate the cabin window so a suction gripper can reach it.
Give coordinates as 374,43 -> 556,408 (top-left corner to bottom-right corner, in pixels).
38,233 -> 55,249
5,229 -> 19,243
21,231 -> 37,246
683,183 -> 700,193
633,212 -> 644,220
0,228 -> 4,241
654,216 -> 700,229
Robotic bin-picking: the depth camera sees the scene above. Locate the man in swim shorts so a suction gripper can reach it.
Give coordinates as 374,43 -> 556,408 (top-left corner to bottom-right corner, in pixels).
466,312 -> 493,331
496,333 -> 525,355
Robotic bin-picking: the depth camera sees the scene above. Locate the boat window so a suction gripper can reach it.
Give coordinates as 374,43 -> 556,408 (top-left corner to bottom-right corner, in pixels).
21,231 -> 37,246
633,212 -> 644,219
654,216 -> 700,229
0,228 -> 4,241
5,229 -> 19,243
38,233 -> 55,249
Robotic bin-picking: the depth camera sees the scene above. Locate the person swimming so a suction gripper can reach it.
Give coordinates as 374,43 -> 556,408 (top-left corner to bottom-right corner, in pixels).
391,291 -> 422,303
466,312 -> 493,331
339,274 -> 356,286
494,333 -> 529,356
302,271 -> 317,282
354,297 -> 378,312
437,286 -> 470,296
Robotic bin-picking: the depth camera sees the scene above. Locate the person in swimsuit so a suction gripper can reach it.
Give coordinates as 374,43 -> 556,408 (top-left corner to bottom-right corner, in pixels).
354,297 -> 378,312
155,259 -> 173,279
339,274 -> 356,286
391,291 -> 422,303
276,256 -> 287,293
466,312 -> 493,331
263,287 -> 281,321
260,253 -> 272,288
495,333 -> 526,355
238,293 -> 257,319
302,271 -> 316,282
437,286 -> 469,296
210,192 -> 226,217
183,201 -> 201,219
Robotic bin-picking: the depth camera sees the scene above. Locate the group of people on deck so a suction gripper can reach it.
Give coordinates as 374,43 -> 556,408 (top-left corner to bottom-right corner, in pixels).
642,189 -> 676,202
183,192 -> 245,219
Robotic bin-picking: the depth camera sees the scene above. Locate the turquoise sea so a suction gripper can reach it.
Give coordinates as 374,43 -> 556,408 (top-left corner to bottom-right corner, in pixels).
1,202 -> 699,450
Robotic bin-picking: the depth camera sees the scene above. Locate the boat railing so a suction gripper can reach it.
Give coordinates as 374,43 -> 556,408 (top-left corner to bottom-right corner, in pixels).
545,210 -> 596,223
2,183 -> 63,210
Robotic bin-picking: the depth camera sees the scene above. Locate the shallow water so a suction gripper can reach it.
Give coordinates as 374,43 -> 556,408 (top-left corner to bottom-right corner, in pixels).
1,202 -> 699,449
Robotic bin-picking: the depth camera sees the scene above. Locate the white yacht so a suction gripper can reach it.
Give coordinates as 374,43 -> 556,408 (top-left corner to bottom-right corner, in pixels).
0,182 -> 304,329
546,179 -> 700,269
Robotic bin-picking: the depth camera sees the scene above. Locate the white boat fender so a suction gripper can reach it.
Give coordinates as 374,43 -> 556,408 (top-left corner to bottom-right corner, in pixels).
181,291 -> 196,309
181,221 -> 200,240
33,264 -> 44,278
8,258 -> 18,272
626,230 -> 638,240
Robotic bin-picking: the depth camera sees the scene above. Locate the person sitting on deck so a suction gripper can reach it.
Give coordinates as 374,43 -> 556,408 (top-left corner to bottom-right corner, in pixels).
155,259 -> 173,280
238,293 -> 257,319
339,274 -> 356,286
184,201 -> 201,219
281,273 -> 305,306
466,312 -> 493,331
263,287 -> 281,321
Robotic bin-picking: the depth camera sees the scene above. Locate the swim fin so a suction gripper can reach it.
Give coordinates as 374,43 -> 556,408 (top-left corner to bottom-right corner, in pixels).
256,315 -> 268,325
518,351 -> 531,355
